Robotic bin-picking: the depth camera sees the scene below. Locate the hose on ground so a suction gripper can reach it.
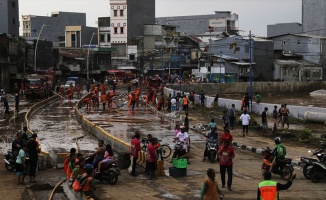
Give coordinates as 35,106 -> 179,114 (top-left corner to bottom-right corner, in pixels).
48,178 -> 67,200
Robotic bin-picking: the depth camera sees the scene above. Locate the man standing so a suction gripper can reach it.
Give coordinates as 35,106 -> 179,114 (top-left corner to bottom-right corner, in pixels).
217,139 -> 235,191
26,133 -> 40,183
281,104 -> 290,129
200,90 -> 205,107
147,138 -> 158,180
240,110 -> 251,137
255,92 -> 262,104
228,104 -> 236,130
244,93 -> 250,111
130,131 -> 141,176
262,107 -> 268,133
257,172 -> 296,200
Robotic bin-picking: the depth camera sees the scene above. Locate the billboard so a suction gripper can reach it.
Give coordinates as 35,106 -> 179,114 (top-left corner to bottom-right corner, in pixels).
209,18 -> 227,28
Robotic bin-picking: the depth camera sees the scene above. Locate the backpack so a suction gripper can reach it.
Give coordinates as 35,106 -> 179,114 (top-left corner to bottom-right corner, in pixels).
72,174 -> 89,192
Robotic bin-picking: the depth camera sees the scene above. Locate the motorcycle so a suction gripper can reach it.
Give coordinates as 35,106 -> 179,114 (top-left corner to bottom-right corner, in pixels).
307,153 -> 326,183
207,139 -> 218,163
300,148 -> 325,179
172,141 -> 188,159
261,147 -> 294,181
85,156 -> 121,185
4,150 -> 16,171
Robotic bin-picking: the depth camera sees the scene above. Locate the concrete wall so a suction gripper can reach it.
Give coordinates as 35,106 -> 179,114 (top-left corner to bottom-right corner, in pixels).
168,81 -> 326,95
302,0 -> 326,36
267,23 -> 302,38
164,87 -> 326,121
127,0 -> 155,40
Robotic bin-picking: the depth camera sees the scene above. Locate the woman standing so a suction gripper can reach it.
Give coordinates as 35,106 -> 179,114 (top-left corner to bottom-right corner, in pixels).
217,140 -> 235,191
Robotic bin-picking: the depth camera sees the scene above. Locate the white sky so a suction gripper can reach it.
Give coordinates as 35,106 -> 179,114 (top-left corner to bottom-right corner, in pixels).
19,0 -> 302,36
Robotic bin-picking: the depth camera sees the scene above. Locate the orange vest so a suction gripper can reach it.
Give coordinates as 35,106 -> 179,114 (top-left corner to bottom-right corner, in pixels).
203,178 -> 220,200
258,180 -> 278,200
183,97 -> 188,105
81,173 -> 93,192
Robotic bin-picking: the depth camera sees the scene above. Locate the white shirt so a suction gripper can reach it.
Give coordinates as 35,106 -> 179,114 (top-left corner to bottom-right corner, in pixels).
240,114 -> 251,125
171,98 -> 176,106
176,131 -> 189,143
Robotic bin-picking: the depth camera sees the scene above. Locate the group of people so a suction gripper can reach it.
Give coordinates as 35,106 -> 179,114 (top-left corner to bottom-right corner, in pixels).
63,148 -> 99,200
130,131 -> 159,180
12,127 -> 40,185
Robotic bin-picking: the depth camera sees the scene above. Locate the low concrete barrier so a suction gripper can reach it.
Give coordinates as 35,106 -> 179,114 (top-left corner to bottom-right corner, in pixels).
164,87 -> 326,121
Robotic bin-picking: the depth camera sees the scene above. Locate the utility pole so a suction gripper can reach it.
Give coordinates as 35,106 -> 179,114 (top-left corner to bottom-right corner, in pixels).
249,30 -> 253,112
208,26 -> 214,82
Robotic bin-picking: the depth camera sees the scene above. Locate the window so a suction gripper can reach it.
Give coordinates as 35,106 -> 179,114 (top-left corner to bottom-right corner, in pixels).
117,23 -> 120,26
297,40 -> 301,45
108,34 -> 111,42
114,27 -> 118,34
114,10 -> 117,16
120,10 -> 124,16
12,1 -> 16,7
100,34 -> 105,42
12,18 -> 15,24
123,23 -> 126,26
120,27 -> 124,34
26,24 -> 29,29
283,40 -> 287,45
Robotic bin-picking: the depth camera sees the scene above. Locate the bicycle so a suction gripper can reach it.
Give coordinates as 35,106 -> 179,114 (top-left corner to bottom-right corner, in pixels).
141,138 -> 172,159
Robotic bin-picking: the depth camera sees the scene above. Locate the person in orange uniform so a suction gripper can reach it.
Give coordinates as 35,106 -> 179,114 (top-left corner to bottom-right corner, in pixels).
60,86 -> 65,96
69,157 -> 85,184
107,92 -> 112,108
201,168 -> 224,200
128,92 -> 133,108
81,164 -> 99,200
76,85 -> 81,99
67,86 -> 73,101
152,88 -> 157,105
84,97 -> 92,110
101,92 -> 108,111
257,172 -> 296,200
183,95 -> 189,113
64,148 -> 77,175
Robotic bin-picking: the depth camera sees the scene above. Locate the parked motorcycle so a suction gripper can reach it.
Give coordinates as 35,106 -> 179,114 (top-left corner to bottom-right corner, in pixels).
207,139 -> 218,163
85,156 -> 120,185
261,147 -> 294,181
307,153 -> 326,183
300,148 -> 325,179
4,150 -> 16,171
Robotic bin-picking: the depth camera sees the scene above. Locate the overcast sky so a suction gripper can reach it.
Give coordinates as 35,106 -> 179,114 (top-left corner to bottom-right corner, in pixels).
19,0 -> 302,36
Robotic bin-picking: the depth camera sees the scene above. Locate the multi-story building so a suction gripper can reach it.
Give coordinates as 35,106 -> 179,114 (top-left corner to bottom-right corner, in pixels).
110,0 -> 155,59
0,0 -> 19,37
156,11 -> 239,36
98,17 -> 111,47
22,12 -> 86,46
302,0 -> 326,36
65,26 -> 98,48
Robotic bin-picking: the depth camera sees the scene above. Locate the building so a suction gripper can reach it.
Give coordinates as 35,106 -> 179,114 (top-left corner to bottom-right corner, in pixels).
302,0 -> 326,36
65,26 -> 98,48
0,0 -> 19,37
267,23 -> 302,38
22,12 -> 86,46
98,17 -> 111,47
156,11 -> 239,36
268,34 -> 326,66
208,36 -> 274,82
110,0 -> 155,59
